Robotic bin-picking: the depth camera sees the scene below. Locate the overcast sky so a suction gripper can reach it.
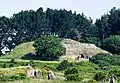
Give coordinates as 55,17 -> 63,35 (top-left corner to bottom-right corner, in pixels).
0,0 -> 120,20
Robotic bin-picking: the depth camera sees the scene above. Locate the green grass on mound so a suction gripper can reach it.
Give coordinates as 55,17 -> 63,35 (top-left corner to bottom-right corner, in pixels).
0,41 -> 35,59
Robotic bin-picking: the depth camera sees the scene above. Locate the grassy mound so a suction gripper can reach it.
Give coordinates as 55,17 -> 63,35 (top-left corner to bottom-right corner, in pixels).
0,41 -> 35,59
0,39 -> 110,60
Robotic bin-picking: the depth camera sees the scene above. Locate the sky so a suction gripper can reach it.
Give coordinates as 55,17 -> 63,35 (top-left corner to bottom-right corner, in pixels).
0,0 -> 120,21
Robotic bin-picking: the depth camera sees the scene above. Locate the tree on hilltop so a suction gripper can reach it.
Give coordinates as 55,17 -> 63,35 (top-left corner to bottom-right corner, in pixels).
33,36 -> 65,61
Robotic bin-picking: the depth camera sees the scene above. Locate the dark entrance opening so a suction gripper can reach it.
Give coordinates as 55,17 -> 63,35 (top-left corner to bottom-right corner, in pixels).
81,54 -> 84,58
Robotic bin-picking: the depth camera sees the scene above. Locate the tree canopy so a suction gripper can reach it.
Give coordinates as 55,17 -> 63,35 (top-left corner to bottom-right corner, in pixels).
0,7 -> 93,55
33,36 -> 65,61
1,7 -> 120,55
89,53 -> 120,66
102,35 -> 120,54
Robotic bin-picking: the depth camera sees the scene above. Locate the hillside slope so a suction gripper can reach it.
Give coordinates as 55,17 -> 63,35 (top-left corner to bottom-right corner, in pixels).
0,39 -> 109,59
0,41 -> 35,59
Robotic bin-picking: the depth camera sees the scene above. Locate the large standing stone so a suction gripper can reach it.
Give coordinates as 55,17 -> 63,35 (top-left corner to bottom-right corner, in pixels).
109,75 -> 117,83
48,70 -> 56,80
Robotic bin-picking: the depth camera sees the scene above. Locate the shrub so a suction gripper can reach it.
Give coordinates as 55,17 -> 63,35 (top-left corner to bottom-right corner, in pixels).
18,73 -> 27,79
0,73 -> 27,81
90,53 -> 120,66
65,74 -> 80,81
64,68 -> 81,81
93,71 -> 108,82
10,75 -> 20,81
88,79 -> 97,83
2,63 -> 7,68
33,36 -> 65,61
102,35 -> 120,54
64,68 -> 78,76
109,69 -> 120,78
9,63 -> 14,67
44,64 -> 55,70
75,61 -> 99,73
56,60 -> 73,71
11,59 -> 15,63
29,60 -> 35,67
0,75 -> 11,81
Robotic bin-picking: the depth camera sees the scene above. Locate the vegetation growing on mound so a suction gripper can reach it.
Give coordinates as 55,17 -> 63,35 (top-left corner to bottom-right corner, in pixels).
56,60 -> 74,71
0,59 -> 120,82
90,53 -> 120,66
64,68 -> 80,81
102,35 -> 120,54
93,71 -> 108,82
0,42 -> 35,59
33,36 -> 65,61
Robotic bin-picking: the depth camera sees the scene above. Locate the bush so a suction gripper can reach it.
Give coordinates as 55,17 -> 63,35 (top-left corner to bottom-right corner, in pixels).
109,69 -> 120,78
56,60 -> 73,71
9,74 -> 26,81
0,73 -> 27,81
33,36 -> 65,61
9,63 -> 14,67
2,63 -> 7,68
11,59 -> 15,63
102,35 -> 120,54
10,75 -> 20,80
86,37 -> 101,46
64,68 -> 78,76
44,64 -> 55,70
89,53 -> 111,67
65,74 -> 80,81
75,61 -> 99,73
93,71 -> 108,82
64,68 -> 81,81
88,79 -> 97,83
18,73 -> 27,79
29,60 -> 35,67
90,53 -> 120,66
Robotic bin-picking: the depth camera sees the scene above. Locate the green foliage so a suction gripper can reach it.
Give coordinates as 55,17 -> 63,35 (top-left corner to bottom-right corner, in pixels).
2,63 -> 7,68
0,75 -> 9,81
65,74 -> 81,81
1,42 -> 35,59
109,68 -> 120,78
86,37 -> 101,46
10,75 -> 20,80
102,35 -> 120,54
93,71 -> 108,82
89,53 -> 111,67
1,7 -> 120,56
90,53 -> 120,66
64,68 -> 78,76
11,59 -> 15,63
56,60 -> 73,71
33,36 -> 65,61
87,79 -> 97,83
18,73 -> 27,80
0,60 -> 59,70
62,61 -> 99,81
9,63 -> 14,68
29,60 -> 35,67
95,15 -> 110,41
0,73 -> 27,81
0,7 -> 93,55
75,61 -> 99,73
64,68 -> 80,81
